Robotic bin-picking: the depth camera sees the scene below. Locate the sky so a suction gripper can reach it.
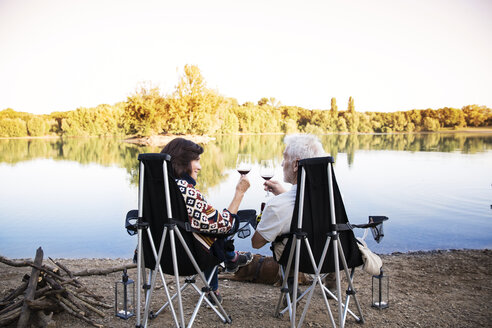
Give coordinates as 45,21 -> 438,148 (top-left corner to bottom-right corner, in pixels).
0,0 -> 491,115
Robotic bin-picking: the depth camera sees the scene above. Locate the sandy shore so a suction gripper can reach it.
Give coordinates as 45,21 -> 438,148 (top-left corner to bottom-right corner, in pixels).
1,249 -> 490,327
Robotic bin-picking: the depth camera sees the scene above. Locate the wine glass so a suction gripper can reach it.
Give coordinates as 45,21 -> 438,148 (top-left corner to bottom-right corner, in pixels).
260,159 -> 274,196
236,154 -> 252,175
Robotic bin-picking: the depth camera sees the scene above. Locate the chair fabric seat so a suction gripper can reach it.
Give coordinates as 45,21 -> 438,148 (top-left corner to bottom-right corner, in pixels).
278,157 -> 363,274
139,153 -> 221,276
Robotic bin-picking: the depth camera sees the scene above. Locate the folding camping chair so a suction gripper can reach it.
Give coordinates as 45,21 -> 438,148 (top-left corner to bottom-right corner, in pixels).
273,156 -> 387,328
126,153 -> 245,328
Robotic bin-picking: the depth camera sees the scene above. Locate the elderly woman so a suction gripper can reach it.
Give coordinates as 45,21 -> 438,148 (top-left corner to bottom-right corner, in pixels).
161,138 -> 253,305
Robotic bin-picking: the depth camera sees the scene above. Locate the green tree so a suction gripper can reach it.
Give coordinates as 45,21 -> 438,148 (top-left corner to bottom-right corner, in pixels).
462,105 -> 491,127
357,113 -> 373,133
123,85 -> 167,136
330,97 -> 338,115
0,118 -> 28,137
406,110 -> 422,131
438,107 -> 465,128
257,98 -> 268,106
392,112 -> 406,132
347,96 -> 355,113
27,116 -> 50,136
422,116 -> 440,131
169,65 -> 220,135
337,116 -> 348,132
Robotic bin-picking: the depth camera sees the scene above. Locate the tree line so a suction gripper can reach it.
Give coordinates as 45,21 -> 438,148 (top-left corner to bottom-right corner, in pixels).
1,65 -> 491,138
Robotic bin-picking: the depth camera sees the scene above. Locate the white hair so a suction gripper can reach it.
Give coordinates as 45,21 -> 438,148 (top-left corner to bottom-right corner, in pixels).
284,134 -> 326,160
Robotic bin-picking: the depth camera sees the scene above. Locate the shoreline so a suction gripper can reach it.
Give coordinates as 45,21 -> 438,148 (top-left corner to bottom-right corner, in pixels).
4,247 -> 489,261
1,249 -> 490,327
1,127 -> 491,142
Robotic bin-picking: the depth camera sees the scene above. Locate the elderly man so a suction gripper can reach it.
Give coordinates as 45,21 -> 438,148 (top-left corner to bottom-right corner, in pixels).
251,134 -> 336,292
251,134 -> 325,258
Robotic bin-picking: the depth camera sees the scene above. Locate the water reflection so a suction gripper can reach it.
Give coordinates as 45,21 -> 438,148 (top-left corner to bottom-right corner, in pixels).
0,133 -> 491,258
2,133 -> 490,178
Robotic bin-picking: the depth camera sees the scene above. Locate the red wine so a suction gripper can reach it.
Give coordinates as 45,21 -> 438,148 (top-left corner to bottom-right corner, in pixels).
261,175 -> 273,180
238,169 -> 250,175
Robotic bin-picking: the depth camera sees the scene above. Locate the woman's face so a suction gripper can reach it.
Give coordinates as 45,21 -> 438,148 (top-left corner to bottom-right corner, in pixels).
189,157 -> 201,180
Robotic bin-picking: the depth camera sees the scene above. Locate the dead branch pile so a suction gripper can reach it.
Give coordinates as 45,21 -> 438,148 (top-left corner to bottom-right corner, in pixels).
0,247 -> 136,328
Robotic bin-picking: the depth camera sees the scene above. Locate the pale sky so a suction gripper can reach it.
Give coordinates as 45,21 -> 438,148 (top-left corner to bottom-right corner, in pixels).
1,0 -> 491,115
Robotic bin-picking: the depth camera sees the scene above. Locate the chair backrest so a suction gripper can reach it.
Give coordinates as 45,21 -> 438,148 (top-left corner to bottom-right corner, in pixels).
278,156 -> 363,274
138,153 -> 220,276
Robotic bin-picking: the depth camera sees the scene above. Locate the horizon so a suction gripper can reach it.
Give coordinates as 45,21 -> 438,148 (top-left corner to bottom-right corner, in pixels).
1,0 -> 491,115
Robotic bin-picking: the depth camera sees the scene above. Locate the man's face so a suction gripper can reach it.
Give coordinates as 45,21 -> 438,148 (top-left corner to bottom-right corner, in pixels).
282,147 -> 295,184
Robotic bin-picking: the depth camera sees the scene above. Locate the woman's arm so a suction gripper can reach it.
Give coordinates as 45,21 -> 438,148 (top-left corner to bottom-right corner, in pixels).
177,177 -> 249,234
226,175 -> 250,214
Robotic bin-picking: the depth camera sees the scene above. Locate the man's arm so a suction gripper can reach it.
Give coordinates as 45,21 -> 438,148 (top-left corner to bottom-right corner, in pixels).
251,231 -> 269,249
264,179 -> 287,196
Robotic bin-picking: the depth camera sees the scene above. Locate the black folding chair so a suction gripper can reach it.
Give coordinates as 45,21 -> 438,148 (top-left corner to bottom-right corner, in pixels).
274,156 -> 387,328
126,153 -> 250,327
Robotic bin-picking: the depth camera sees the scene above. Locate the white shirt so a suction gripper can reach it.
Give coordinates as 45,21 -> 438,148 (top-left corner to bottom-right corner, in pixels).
256,184 -> 297,242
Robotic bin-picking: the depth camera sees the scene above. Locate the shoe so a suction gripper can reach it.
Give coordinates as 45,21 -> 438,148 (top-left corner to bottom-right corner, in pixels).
207,291 -> 223,306
324,272 -> 337,299
224,251 -> 253,273
324,272 -> 337,290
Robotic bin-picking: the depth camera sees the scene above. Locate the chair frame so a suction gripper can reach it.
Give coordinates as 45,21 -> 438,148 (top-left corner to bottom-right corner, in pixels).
134,155 -> 231,328
273,160 -> 364,328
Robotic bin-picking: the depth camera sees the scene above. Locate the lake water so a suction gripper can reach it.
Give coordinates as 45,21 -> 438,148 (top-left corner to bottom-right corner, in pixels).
0,133 -> 491,259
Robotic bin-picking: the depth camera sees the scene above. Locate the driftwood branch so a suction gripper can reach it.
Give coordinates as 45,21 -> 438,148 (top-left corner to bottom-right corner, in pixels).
17,247 -> 43,328
25,296 -> 60,312
58,295 -> 85,317
0,299 -> 23,316
69,293 -> 105,318
48,257 -> 83,288
57,300 -> 103,328
0,307 -> 21,326
68,288 -> 112,309
49,257 -> 74,278
72,263 -> 136,276
0,255 -> 68,285
0,254 -> 56,272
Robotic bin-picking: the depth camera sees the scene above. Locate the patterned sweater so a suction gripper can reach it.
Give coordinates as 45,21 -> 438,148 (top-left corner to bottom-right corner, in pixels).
176,175 -> 237,251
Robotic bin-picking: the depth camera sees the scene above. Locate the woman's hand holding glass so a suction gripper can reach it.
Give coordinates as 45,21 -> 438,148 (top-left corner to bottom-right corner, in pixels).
236,174 -> 250,194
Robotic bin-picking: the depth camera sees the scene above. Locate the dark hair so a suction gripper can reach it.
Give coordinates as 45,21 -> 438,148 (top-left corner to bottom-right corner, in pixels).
161,138 -> 204,178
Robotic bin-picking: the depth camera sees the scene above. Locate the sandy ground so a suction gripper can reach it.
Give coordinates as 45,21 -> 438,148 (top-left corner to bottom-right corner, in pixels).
1,249 -> 491,328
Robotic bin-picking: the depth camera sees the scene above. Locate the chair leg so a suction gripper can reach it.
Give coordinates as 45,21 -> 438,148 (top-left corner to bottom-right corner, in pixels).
337,241 -> 364,324
173,227 -> 232,325
298,235 -> 336,328
142,227 -> 180,327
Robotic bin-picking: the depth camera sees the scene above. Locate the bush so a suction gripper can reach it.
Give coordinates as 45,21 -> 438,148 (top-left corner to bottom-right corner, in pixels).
27,116 -> 50,136
0,118 -> 28,137
422,117 -> 440,131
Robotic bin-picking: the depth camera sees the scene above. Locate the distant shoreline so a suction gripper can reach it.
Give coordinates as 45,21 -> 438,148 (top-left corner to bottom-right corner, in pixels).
122,128 -> 492,147
123,134 -> 216,147
1,127 -> 491,143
